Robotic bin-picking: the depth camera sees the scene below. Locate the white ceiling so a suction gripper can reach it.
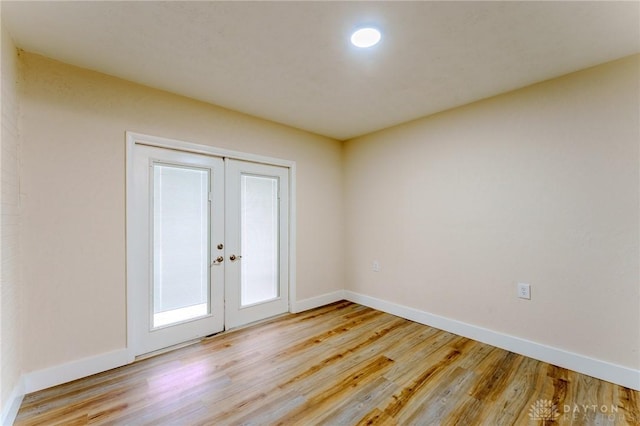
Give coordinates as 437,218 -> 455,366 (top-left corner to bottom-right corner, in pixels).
2,1 -> 639,140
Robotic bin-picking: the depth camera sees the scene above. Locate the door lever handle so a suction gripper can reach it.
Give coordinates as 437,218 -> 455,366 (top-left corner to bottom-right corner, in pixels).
210,256 -> 224,266
229,254 -> 242,261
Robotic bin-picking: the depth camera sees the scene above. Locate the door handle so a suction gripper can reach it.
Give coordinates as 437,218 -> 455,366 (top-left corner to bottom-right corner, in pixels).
210,256 -> 224,266
229,254 -> 242,261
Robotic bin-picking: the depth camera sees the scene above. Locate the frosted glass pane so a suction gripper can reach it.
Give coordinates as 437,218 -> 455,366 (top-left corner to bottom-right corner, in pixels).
153,164 -> 209,328
241,175 -> 279,306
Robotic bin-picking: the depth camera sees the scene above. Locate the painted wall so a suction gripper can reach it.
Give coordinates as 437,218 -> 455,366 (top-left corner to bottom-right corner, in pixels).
19,53 -> 344,372
0,17 -> 23,415
344,55 -> 639,369
12,45 -> 640,391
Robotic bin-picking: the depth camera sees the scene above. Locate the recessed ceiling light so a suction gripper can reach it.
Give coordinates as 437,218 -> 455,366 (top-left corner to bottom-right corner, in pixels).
350,27 -> 381,48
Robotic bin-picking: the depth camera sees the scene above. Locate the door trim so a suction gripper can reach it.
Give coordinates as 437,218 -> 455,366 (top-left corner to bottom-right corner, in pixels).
125,131 -> 297,357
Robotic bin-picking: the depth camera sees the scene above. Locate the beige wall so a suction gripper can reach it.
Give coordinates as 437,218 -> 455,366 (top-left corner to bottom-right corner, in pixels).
11,46 -> 640,387
19,53 -> 344,372
344,55 -> 640,369
1,17 -> 23,411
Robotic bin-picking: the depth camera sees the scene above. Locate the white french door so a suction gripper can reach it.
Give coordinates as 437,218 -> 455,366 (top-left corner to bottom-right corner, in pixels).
128,141 -> 290,356
225,159 -> 289,328
130,145 -> 225,355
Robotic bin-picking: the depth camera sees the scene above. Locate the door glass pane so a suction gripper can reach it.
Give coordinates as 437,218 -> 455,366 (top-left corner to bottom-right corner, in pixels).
153,164 -> 209,328
241,174 -> 279,306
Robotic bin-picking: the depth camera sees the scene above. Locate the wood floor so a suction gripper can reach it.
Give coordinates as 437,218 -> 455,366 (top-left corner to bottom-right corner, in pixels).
15,301 -> 640,425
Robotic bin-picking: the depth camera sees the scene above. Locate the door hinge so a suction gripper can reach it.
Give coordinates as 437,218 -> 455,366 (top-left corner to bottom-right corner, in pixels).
208,192 -> 213,201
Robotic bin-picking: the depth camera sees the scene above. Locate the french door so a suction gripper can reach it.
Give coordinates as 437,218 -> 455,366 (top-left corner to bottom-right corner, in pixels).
225,159 -> 289,329
129,142 -> 290,356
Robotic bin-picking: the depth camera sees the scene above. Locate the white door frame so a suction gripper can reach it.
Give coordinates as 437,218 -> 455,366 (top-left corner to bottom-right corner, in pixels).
125,131 -> 297,357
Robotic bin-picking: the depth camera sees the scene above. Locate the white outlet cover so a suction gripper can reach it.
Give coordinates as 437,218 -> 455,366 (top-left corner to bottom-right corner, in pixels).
517,282 -> 531,300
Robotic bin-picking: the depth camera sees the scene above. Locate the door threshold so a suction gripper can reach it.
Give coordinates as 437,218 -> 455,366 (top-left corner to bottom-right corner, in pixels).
214,311 -> 291,336
134,337 -> 202,361
135,312 -> 292,361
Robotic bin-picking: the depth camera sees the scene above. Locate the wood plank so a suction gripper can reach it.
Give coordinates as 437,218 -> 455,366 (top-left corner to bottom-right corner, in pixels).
400,366 -> 476,425
14,301 -> 640,426
355,408 -> 397,426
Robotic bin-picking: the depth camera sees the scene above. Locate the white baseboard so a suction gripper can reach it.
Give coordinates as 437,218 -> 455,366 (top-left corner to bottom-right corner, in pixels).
23,348 -> 133,394
344,290 -> 640,391
1,376 -> 24,426
291,290 -> 346,313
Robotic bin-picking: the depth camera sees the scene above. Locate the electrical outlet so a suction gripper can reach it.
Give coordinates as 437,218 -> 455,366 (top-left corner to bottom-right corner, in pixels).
517,282 -> 531,300
372,261 -> 380,272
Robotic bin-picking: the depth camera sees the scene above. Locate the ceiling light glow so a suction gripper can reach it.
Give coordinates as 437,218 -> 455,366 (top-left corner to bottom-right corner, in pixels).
350,28 -> 381,48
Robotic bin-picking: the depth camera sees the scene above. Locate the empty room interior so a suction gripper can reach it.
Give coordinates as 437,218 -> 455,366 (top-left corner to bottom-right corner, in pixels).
1,1 -> 639,425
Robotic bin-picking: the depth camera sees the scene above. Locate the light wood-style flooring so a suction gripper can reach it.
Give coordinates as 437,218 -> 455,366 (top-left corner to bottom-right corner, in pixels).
15,301 -> 640,425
